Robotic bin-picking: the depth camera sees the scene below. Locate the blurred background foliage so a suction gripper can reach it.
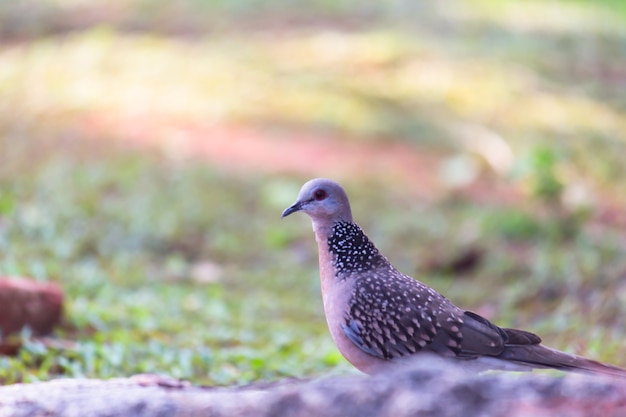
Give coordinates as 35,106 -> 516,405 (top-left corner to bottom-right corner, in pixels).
1,0 -> 626,385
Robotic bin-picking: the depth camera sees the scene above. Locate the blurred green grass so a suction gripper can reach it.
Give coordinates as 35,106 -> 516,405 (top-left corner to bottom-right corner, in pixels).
1,0 -> 626,385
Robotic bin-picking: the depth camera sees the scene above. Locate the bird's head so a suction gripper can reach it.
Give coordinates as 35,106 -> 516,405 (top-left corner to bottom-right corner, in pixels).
282,178 -> 353,224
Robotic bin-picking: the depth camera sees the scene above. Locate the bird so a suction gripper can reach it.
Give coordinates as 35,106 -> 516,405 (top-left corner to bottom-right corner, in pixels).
282,178 -> 626,377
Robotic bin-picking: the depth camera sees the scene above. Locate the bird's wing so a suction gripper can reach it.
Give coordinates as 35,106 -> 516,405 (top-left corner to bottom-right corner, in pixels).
339,271 -> 626,378
341,271 -> 508,360
452,311 -> 540,357
441,310 -> 505,357
342,294 -> 440,360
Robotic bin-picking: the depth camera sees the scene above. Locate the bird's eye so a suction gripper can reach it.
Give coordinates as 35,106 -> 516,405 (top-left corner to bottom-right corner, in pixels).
314,189 -> 327,201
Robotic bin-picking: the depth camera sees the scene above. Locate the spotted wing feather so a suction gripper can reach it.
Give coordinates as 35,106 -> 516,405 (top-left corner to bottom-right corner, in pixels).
342,271 -> 470,360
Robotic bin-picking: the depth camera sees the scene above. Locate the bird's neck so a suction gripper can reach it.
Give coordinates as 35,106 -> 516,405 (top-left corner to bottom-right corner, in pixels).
315,220 -> 389,283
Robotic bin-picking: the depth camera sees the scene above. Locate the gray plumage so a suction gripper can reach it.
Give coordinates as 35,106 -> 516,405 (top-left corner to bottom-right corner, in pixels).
282,178 -> 626,377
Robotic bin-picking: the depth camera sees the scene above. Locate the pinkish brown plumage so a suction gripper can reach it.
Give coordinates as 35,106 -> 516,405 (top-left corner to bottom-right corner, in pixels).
282,178 -> 626,377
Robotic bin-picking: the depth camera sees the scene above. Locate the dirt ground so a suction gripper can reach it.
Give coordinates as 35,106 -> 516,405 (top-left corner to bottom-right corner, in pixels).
79,113 -> 626,230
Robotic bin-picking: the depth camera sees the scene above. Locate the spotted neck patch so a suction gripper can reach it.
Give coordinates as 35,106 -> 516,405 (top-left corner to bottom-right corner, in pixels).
328,221 -> 389,275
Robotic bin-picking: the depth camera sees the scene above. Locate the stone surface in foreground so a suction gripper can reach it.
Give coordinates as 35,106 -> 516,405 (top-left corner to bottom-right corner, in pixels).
1,358 -> 625,417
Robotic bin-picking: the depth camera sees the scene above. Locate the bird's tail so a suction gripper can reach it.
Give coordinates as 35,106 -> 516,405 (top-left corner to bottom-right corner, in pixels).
499,344 -> 626,378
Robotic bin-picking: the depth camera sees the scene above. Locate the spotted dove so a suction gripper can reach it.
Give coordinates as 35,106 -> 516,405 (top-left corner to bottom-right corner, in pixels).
282,178 -> 626,377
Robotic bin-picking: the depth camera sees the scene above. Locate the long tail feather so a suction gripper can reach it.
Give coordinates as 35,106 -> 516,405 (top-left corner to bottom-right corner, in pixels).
499,344 -> 626,378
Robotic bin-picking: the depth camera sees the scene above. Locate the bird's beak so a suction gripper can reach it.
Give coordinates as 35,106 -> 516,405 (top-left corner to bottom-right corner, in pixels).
281,201 -> 303,218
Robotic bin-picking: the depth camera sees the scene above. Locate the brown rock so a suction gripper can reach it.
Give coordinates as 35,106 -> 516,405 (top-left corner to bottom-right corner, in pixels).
0,277 -> 63,340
